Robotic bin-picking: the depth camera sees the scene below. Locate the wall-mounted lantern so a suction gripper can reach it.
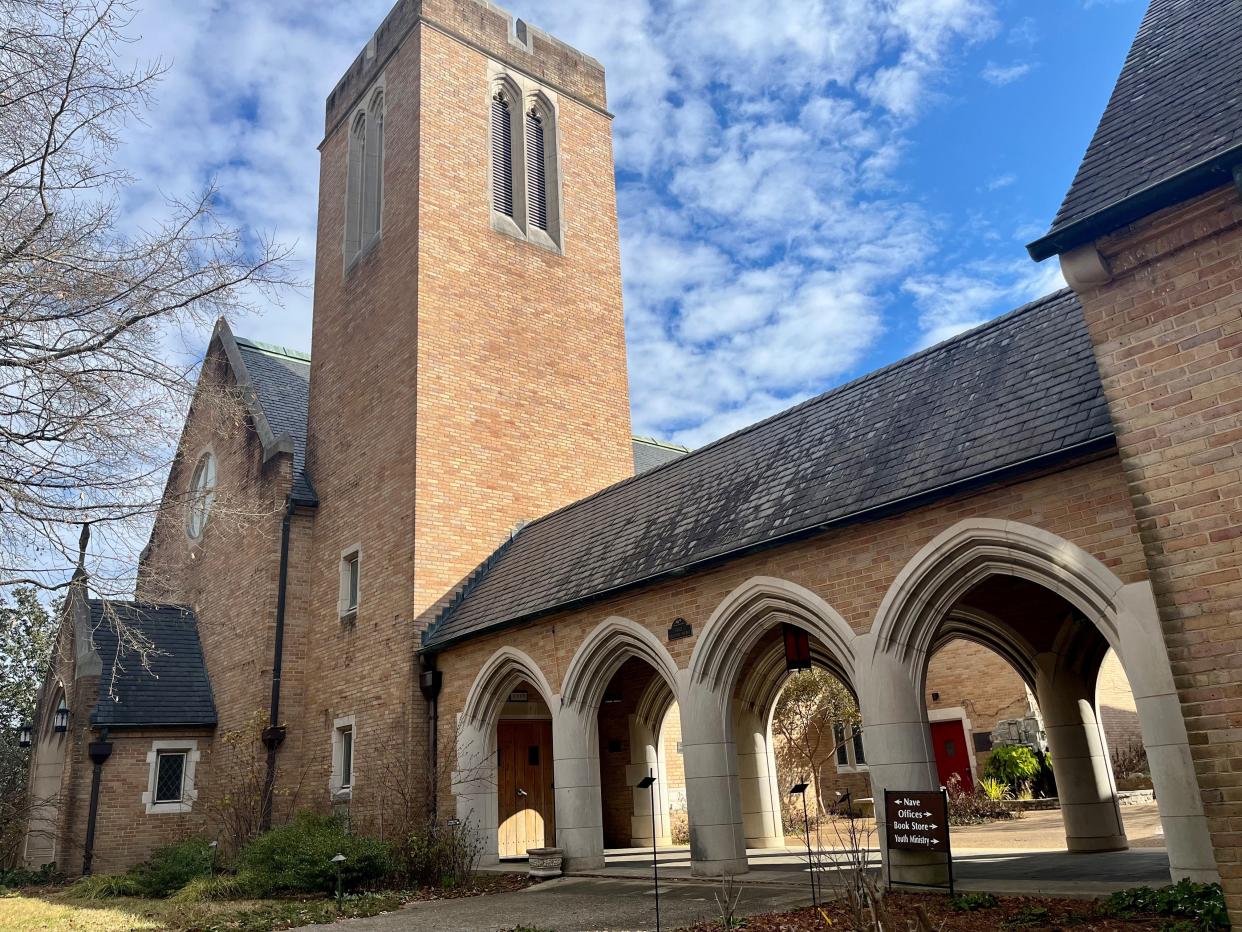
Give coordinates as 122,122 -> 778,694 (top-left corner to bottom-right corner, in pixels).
18,723 -> 32,748
782,623 -> 811,672
54,698 -> 69,732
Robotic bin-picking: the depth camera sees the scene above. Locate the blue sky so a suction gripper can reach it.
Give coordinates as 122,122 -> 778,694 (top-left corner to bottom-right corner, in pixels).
117,0 -> 1145,448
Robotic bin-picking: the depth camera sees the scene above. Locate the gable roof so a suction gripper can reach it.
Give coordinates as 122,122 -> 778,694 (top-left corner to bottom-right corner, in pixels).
422,289 -> 1113,651
88,601 -> 217,728
233,337 -> 316,505
633,436 -> 689,473
1028,0 -> 1242,260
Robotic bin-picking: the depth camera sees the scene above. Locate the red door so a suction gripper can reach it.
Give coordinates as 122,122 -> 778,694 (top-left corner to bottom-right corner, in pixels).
930,720 -> 973,793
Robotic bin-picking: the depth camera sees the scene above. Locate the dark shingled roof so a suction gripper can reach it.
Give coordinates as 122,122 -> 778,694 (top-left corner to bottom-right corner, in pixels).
422,289 -> 1113,650
633,437 -> 690,473
88,601 -> 217,728
234,338 -> 317,505
1030,0 -> 1242,259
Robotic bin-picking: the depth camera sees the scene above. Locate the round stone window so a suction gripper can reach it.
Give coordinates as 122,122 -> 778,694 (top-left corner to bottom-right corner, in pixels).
186,452 -> 216,540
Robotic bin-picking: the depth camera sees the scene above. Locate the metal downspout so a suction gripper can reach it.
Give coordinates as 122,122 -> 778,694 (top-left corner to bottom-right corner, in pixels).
260,498 -> 294,831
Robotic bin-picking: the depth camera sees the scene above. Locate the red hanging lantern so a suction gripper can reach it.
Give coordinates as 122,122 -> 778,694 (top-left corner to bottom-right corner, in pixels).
783,623 -> 811,672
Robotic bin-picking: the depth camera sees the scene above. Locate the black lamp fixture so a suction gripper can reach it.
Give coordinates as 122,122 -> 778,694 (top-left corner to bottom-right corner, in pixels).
636,771 -> 660,932
788,781 -> 817,907
54,699 -> 69,733
783,623 -> 811,672
18,723 -> 32,748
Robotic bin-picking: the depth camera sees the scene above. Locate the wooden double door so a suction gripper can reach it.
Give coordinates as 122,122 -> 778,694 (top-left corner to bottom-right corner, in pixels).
497,720 -> 555,858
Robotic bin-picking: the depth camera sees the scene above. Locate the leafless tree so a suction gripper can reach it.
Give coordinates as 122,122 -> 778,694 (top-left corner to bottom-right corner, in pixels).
0,0 -> 293,603
772,667 -> 862,817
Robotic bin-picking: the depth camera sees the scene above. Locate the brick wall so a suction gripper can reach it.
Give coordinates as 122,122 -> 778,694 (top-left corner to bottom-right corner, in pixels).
1069,182 -> 1242,914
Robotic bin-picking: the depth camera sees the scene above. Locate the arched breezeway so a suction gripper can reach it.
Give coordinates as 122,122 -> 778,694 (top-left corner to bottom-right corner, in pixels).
451,520 -> 1216,886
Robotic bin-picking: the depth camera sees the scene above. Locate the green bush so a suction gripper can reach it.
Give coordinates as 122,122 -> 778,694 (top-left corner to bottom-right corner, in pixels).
951,892 -> 998,912
983,744 -> 1040,786
66,873 -> 144,899
130,837 -> 215,897
1099,879 -> 1229,929
0,862 -> 62,889
236,812 -> 391,895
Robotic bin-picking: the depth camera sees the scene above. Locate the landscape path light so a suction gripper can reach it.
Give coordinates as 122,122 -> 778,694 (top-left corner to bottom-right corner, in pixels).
789,781 -> 816,907
636,772 -> 660,932
331,853 -> 347,912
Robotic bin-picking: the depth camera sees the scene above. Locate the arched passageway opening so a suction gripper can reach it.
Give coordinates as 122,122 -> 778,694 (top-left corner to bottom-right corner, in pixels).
683,577 -> 861,877
867,518 -> 1217,886
921,575 -> 1129,855
596,656 -> 683,850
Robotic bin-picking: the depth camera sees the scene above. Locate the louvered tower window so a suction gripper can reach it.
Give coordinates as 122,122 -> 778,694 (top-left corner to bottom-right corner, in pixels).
491,94 -> 514,216
526,109 -> 547,230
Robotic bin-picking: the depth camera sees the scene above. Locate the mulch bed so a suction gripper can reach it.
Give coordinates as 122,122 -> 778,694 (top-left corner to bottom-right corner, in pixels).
405,872 -> 533,902
677,893 -> 1188,930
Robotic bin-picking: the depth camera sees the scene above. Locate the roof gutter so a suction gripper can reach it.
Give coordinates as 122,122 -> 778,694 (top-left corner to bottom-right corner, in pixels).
421,433 -> 1117,653
1027,142 -> 1242,262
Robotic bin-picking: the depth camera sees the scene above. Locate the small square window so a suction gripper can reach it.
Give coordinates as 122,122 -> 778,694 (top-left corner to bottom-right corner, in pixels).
154,752 -> 186,803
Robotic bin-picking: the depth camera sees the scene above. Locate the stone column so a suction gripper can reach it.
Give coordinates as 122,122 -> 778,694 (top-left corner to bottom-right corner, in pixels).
1116,584 -> 1218,881
627,714 -> 671,846
552,703 -> 605,870
733,705 -> 785,848
453,716 -> 499,865
679,672 -> 748,876
858,652 -> 949,887
1034,652 -> 1128,853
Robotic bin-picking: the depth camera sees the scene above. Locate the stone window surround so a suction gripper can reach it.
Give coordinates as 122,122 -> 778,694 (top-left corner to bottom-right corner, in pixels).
184,446 -> 216,545
487,63 -> 564,255
926,706 -> 979,787
343,77 -> 386,272
330,715 -> 356,802
834,721 -> 867,774
142,739 -> 200,815
338,543 -> 361,623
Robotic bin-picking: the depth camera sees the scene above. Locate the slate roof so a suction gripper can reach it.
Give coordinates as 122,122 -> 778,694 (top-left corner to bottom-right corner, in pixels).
422,289 -> 1114,650
633,436 -> 690,473
234,337 -> 317,505
1029,0 -> 1242,259
88,601 -> 217,728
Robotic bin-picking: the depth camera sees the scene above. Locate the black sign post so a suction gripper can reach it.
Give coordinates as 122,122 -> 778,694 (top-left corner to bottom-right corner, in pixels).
883,788 -> 954,896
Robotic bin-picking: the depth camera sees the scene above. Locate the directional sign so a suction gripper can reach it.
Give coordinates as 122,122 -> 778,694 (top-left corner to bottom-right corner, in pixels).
884,790 -> 950,852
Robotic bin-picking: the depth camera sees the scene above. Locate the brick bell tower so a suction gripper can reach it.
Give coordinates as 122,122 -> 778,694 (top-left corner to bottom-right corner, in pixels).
297,0 -> 633,817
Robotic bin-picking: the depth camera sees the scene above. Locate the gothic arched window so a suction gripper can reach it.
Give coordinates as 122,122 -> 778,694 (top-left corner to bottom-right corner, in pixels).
345,111 -> 367,259
363,90 -> 384,240
491,91 -> 515,217
525,108 -> 547,231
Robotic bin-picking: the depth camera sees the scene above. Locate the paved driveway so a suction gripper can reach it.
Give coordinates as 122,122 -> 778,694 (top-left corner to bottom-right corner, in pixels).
295,876 -> 809,932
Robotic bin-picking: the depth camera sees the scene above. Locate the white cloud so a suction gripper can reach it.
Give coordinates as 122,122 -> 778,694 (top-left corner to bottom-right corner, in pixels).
981,60 -> 1033,85
904,259 -> 1066,349
108,0 -> 1017,450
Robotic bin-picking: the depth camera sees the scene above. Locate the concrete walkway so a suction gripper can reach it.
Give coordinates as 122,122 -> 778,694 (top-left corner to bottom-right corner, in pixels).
591,844 -> 1170,896
295,875 -> 809,932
